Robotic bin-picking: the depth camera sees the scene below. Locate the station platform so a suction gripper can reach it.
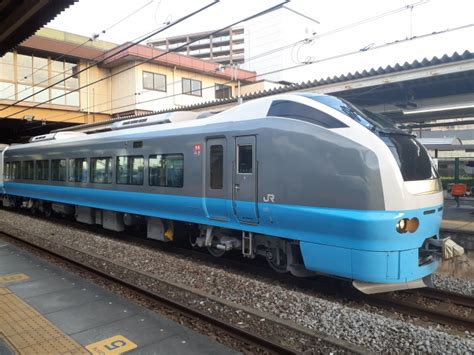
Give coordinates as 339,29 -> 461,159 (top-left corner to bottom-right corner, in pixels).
441,199 -> 474,249
0,241 -> 237,355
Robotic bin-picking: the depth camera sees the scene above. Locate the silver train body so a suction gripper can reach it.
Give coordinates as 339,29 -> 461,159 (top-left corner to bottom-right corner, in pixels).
0,93 -> 446,293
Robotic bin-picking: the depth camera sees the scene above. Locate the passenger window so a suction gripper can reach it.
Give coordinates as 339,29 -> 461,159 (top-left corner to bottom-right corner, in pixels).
149,154 -> 183,187
91,157 -> 112,184
238,145 -> 252,174
210,145 -> 223,189
35,160 -> 49,180
22,161 -> 34,179
51,159 -> 66,181
117,156 -> 144,185
68,158 -> 88,182
4,162 -> 10,181
11,162 -> 21,180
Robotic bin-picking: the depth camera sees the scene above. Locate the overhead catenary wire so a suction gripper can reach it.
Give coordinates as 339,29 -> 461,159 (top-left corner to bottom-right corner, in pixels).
2,0 -> 289,121
4,0 -> 428,122
0,0 -> 156,99
0,0 -> 219,115
248,0 -> 429,66
25,19 -> 473,135
63,0 -> 432,116
20,17 -> 474,131
96,23 -> 474,112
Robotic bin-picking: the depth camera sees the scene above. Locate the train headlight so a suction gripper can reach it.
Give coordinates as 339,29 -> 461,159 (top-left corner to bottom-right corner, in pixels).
396,217 -> 419,234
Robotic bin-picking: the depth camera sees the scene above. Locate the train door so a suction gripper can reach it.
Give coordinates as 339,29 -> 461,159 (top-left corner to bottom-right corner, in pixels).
233,136 -> 258,224
204,138 -> 229,221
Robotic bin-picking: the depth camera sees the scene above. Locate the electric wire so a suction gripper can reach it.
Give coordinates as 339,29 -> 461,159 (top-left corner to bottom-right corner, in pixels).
20,19 -> 474,134
247,0 -> 429,66
3,1 -> 289,121
0,0 -> 218,114
1,0 -> 427,117
0,0 -> 156,100
38,20 -> 474,131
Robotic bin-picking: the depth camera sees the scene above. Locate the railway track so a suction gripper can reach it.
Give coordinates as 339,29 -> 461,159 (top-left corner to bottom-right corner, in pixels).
0,228 -> 365,354
2,208 -> 474,334
366,288 -> 474,331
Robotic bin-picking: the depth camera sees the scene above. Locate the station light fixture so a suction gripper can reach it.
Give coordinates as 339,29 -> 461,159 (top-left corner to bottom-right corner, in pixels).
403,104 -> 474,115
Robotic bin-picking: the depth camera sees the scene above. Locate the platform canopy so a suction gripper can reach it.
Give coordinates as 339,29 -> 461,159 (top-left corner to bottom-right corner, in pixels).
0,0 -> 77,56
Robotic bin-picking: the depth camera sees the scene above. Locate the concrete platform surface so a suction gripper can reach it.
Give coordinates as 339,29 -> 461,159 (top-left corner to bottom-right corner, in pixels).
0,241 -> 238,355
442,199 -> 474,249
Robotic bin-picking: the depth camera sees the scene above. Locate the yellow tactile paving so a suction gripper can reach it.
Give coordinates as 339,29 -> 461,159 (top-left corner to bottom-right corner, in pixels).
0,274 -> 29,286
0,287 -> 89,355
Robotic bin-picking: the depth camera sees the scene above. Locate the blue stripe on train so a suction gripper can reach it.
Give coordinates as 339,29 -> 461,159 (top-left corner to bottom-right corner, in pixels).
3,182 -> 443,283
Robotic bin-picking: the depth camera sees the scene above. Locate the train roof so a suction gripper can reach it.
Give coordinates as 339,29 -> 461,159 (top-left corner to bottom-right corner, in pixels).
9,93 -> 330,151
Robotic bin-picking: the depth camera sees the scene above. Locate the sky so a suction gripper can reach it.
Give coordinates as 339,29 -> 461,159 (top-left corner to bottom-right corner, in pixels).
46,0 -> 474,82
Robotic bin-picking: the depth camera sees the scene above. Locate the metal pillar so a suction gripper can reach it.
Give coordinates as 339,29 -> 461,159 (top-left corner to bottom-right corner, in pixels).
454,158 -> 460,207
454,158 -> 460,183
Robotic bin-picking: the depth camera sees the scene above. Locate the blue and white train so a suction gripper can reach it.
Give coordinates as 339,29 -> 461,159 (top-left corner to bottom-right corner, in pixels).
0,93 -> 454,293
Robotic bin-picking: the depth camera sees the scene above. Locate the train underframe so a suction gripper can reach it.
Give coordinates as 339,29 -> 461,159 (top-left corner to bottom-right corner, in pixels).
1,195 -> 310,276
2,194 -> 457,294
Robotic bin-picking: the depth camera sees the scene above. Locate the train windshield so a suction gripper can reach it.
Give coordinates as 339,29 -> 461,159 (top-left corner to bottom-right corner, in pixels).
381,135 -> 439,181
301,94 -> 397,130
301,94 -> 439,181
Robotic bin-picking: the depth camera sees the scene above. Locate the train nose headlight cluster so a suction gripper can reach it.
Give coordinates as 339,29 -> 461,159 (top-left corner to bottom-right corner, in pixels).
396,217 -> 419,234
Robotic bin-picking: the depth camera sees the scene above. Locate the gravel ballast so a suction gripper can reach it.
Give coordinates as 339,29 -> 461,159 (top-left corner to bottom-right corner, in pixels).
0,209 -> 473,354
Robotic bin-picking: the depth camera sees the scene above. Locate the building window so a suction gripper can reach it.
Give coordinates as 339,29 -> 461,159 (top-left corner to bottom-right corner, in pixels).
149,154 -> 183,187
22,161 -> 34,179
117,156 -> 144,185
215,84 -> 231,99
143,71 -> 167,92
51,159 -> 66,181
17,54 -> 33,85
35,160 -> 49,180
91,157 -> 113,184
238,145 -> 252,174
210,145 -> 223,189
182,78 -> 202,96
68,158 -> 88,182
11,161 -> 21,180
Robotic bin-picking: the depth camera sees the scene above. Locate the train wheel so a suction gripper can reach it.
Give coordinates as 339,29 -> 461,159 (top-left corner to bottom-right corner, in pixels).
207,246 -> 225,258
266,248 -> 288,273
44,206 -> 52,218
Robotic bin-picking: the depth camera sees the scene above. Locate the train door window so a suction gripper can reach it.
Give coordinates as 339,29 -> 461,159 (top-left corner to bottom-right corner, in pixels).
51,159 -> 66,181
35,160 -> 49,180
91,157 -> 112,184
237,145 -> 252,174
210,145 -> 223,189
117,156 -> 144,185
68,158 -> 88,182
22,161 -> 34,179
4,162 -> 10,181
11,161 -> 21,180
149,154 -> 183,187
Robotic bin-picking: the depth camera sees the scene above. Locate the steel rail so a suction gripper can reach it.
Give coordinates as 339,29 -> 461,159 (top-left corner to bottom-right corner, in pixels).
367,290 -> 474,331
3,209 -> 473,334
0,229 -> 364,354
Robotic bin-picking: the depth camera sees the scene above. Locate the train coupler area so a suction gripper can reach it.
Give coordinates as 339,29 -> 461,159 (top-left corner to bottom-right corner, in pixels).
421,237 -> 464,261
